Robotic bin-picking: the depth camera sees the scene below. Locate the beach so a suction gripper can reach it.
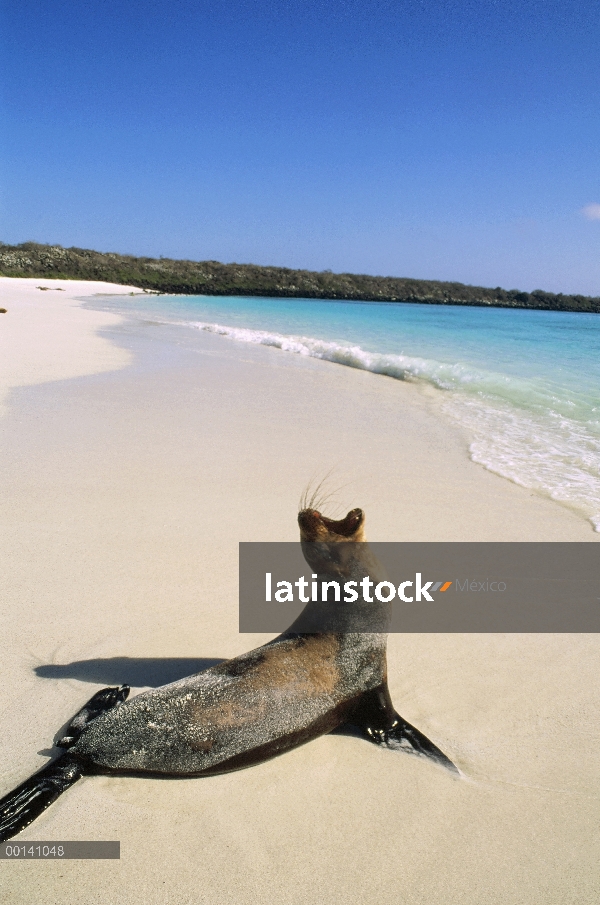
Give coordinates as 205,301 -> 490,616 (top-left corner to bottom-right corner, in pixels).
1,278 -> 599,904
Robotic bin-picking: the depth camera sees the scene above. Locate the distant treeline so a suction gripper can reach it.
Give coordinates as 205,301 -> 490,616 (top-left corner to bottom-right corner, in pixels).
1,241 -> 599,313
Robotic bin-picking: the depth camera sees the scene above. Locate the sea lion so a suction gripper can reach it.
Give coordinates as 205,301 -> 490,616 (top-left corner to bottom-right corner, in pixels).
0,507 -> 457,842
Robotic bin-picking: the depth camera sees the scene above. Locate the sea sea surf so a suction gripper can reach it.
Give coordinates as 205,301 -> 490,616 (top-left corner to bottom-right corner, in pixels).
92,292 -> 600,532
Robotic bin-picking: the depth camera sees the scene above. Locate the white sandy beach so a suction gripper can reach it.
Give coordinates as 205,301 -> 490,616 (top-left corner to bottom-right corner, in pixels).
0,277 -> 141,416
1,278 -> 599,904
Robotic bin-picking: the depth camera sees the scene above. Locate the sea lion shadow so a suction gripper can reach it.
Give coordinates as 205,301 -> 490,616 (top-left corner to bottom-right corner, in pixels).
34,657 -> 226,688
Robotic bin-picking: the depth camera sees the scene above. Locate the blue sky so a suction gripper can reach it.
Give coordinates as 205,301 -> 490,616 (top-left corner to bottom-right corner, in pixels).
1,0 -> 600,294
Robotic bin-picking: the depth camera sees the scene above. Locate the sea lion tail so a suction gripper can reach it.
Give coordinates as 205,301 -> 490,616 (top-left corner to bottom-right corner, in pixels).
0,755 -> 83,842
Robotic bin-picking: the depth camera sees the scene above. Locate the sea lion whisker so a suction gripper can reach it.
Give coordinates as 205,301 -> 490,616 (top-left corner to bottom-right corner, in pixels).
300,470 -> 353,517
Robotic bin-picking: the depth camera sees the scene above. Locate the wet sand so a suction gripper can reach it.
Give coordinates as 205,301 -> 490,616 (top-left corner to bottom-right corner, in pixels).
1,279 -> 599,904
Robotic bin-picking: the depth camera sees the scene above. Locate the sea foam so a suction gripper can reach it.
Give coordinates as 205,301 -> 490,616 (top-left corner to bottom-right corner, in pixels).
186,320 -> 487,386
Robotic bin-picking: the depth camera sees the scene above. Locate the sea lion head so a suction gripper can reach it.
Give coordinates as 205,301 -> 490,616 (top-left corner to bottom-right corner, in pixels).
297,507 -> 365,543
297,507 -> 371,584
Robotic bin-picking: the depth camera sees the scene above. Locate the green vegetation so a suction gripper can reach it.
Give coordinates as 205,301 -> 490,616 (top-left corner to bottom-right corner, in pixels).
1,241 -> 599,313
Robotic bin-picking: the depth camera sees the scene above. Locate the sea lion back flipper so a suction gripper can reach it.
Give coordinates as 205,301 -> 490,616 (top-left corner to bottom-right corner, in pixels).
0,686 -> 130,841
0,755 -> 83,842
346,685 -> 459,774
56,685 -> 130,748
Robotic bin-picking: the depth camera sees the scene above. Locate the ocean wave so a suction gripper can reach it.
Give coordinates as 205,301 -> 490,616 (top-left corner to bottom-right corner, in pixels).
184,320 -> 502,389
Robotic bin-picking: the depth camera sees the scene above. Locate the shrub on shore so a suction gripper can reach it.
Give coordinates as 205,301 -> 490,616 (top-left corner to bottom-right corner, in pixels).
1,241 -> 598,313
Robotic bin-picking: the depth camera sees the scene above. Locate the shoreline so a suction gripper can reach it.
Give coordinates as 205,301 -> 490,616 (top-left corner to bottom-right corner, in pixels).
87,290 -> 600,537
1,276 -> 597,539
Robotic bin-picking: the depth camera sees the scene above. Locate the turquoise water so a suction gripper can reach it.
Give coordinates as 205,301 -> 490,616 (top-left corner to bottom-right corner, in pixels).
95,293 -> 600,531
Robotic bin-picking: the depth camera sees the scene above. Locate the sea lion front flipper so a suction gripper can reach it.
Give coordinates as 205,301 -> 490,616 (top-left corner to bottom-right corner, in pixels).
56,685 -> 130,749
347,685 -> 459,774
365,715 -> 459,774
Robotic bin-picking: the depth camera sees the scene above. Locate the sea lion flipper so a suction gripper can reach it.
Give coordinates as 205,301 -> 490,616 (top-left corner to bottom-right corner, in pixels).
0,687 -> 131,841
56,685 -> 130,748
367,715 -> 459,774
347,685 -> 458,774
0,755 -> 83,842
